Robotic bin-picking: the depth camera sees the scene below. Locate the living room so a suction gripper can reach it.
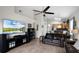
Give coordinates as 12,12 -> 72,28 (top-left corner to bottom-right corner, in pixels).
0,6 -> 79,53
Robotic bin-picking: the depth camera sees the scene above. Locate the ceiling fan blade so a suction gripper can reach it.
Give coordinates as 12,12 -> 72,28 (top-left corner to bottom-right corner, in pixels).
34,12 -> 42,15
43,6 -> 50,12
45,12 -> 54,14
33,10 -> 41,12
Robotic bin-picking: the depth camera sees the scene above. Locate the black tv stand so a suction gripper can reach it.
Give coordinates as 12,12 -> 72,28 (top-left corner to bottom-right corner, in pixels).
0,33 -> 27,53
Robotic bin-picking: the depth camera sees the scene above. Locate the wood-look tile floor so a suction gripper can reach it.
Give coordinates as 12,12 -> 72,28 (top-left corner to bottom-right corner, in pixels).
7,39 -> 65,53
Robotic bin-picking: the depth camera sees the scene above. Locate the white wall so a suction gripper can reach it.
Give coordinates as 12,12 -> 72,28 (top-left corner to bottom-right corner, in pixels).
34,14 -> 47,38
0,6 -> 35,32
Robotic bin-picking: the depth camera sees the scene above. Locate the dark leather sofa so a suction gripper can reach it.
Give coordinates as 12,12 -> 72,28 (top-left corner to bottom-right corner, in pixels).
65,39 -> 79,53
42,33 -> 65,47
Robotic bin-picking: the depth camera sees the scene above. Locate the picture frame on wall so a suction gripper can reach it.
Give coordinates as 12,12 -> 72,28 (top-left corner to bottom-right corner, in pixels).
28,23 -> 32,28
37,25 -> 38,31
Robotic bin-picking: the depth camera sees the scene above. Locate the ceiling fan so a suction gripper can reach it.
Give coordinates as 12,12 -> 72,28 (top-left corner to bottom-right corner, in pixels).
33,6 -> 54,15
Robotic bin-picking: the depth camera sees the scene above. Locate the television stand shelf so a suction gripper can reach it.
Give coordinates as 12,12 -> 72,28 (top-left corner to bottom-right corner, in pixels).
0,33 -> 27,53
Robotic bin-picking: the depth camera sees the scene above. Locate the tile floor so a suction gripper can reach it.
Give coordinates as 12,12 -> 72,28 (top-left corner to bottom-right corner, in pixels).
8,39 -> 65,53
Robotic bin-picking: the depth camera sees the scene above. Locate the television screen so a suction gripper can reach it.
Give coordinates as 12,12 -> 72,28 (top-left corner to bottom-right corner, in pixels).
3,20 -> 25,33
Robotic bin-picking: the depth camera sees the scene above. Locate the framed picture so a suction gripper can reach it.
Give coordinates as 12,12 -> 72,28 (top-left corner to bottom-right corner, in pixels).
37,25 -> 38,31
28,23 -> 32,28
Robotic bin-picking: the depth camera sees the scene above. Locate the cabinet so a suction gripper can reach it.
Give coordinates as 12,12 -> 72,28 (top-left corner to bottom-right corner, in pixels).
27,28 -> 35,42
0,34 -> 27,53
0,34 -> 9,52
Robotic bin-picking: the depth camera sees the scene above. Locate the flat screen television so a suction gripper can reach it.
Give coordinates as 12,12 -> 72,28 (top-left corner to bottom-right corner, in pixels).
3,19 -> 25,34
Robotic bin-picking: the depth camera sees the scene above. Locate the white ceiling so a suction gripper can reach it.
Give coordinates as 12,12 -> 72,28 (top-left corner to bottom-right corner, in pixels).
15,6 -> 79,20
15,6 -> 43,20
